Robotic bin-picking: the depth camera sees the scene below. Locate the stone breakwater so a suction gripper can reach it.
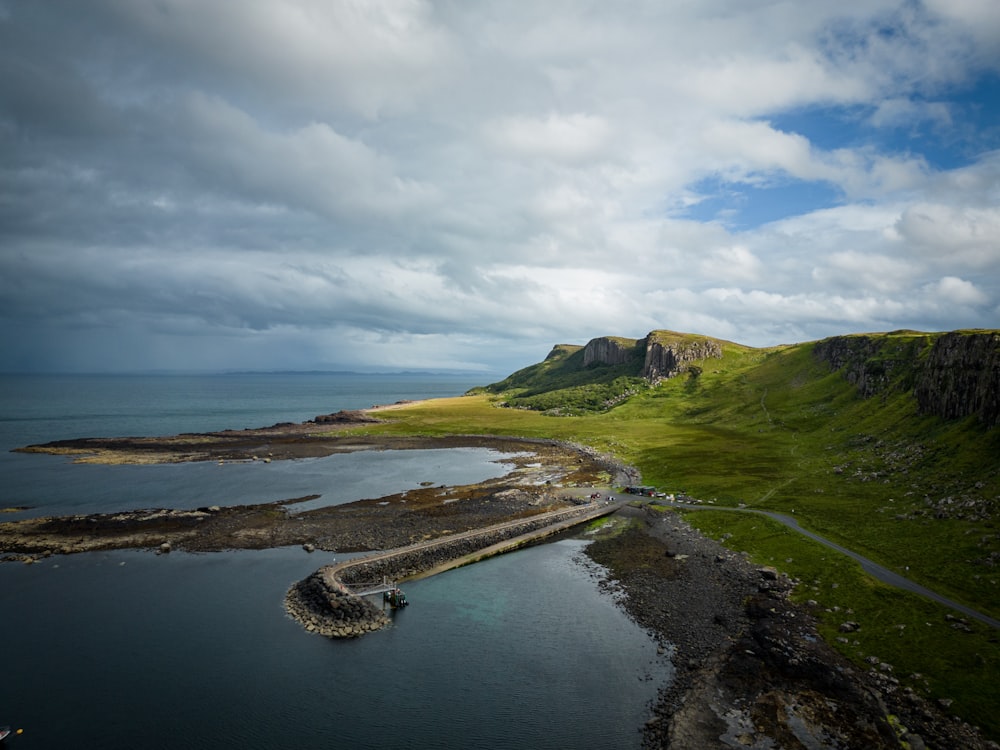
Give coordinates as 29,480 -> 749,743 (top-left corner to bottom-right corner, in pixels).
284,501 -> 613,638
284,570 -> 391,638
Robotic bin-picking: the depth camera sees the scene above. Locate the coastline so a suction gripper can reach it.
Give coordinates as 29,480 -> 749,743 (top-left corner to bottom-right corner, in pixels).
589,505 -> 996,749
2,418 -> 626,559
6,414 -> 997,749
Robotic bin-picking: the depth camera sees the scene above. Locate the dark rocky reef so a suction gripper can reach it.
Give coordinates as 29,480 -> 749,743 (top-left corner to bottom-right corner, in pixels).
814,331 -> 1000,428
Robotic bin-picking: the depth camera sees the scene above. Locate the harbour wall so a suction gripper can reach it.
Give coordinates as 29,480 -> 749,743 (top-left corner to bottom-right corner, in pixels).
284,500 -> 618,638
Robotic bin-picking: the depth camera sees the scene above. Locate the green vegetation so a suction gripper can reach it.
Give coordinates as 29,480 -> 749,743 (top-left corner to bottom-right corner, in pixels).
348,328 -> 1000,738
686,510 -> 1000,736
472,338 -> 649,413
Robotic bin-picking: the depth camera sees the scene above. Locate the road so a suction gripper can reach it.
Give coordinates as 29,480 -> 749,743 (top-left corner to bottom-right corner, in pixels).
661,500 -> 1000,630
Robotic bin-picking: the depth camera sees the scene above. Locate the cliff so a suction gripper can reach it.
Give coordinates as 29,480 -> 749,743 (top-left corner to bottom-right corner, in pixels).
582,336 -> 638,367
580,331 -> 724,381
914,332 -> 1000,428
642,331 -> 723,382
814,331 -> 1000,428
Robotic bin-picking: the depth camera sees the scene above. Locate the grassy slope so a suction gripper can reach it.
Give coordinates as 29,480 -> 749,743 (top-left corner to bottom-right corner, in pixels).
347,334 -> 1000,737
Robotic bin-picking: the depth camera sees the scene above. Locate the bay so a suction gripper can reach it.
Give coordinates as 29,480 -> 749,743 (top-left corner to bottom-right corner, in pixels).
0,374 -> 672,748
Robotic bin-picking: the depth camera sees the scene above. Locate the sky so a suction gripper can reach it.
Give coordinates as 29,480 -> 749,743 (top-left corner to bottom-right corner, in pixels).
1,0 -> 998,375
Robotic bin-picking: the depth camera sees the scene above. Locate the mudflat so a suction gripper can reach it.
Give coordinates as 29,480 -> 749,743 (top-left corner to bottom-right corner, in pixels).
3,414 -> 622,559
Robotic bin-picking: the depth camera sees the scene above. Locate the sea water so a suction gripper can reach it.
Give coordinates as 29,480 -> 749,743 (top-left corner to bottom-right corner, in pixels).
0,373 -> 672,748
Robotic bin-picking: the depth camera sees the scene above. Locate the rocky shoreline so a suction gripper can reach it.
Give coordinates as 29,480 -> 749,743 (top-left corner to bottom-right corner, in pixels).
587,504 -> 997,750
2,430 -> 618,561
7,418 -> 998,748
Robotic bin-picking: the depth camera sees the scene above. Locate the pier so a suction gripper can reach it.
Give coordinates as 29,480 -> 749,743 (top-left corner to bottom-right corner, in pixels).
287,497 -> 621,637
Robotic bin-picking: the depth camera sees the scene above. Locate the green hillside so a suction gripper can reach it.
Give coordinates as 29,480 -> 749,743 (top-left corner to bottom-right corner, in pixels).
473,338 -> 647,413
358,328 -> 1000,738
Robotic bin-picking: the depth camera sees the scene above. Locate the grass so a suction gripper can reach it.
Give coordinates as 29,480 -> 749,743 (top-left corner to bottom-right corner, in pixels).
341,333 -> 1000,738
684,510 -> 1000,739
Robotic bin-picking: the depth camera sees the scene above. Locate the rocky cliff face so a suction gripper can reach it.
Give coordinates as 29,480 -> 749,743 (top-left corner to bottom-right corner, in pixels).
581,332 -> 724,381
812,334 -> 927,399
914,332 -> 1000,428
814,331 -> 1000,428
582,336 -> 637,367
643,334 -> 723,382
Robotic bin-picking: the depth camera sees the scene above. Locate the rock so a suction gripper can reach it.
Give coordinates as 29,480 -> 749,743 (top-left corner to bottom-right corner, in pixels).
839,621 -> 861,633
158,542 -> 171,554
758,566 -> 779,580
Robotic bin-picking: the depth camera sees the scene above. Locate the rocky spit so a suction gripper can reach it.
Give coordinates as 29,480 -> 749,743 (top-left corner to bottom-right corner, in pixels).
587,504 -> 998,750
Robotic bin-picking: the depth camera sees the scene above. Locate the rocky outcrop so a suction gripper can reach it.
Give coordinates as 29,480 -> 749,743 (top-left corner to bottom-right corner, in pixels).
812,335 -> 918,399
914,332 -> 1000,428
814,331 -> 1000,427
582,336 -> 639,367
642,333 -> 723,382
580,332 -> 724,381
312,409 -> 379,424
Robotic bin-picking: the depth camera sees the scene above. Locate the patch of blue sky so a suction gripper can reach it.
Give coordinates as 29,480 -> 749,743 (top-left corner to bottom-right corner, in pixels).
771,72 -> 1000,171
682,175 -> 842,230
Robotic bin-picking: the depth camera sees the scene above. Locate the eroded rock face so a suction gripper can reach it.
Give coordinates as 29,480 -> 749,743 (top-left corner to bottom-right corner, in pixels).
579,333 -> 724,382
814,331 -> 1000,427
643,336 -> 722,382
583,336 -> 638,367
914,332 -> 1000,428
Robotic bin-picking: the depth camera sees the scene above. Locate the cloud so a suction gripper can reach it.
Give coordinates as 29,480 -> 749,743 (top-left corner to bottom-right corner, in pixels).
486,112 -> 612,164
0,0 -> 998,373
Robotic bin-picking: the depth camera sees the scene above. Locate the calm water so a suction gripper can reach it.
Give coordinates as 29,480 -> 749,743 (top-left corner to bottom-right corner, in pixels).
0,373 -> 515,519
0,374 -> 672,748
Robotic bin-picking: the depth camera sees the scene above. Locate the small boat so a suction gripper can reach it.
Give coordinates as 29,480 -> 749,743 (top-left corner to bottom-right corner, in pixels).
383,588 -> 409,609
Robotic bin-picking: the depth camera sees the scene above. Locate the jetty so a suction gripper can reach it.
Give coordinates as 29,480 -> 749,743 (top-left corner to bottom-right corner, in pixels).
285,498 -> 620,638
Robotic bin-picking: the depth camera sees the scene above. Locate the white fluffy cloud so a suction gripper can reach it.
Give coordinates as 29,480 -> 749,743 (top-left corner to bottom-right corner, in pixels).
0,0 -> 997,373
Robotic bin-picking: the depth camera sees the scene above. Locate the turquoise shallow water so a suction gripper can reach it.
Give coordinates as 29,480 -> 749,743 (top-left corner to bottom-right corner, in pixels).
0,373 -> 673,748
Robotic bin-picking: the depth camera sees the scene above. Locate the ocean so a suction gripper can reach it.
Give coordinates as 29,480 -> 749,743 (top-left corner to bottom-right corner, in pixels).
0,373 -> 671,749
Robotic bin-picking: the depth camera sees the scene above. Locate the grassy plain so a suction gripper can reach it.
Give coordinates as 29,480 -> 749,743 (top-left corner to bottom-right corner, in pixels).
346,338 -> 1000,737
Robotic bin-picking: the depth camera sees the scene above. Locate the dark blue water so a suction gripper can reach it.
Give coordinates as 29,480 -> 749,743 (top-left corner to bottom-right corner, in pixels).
0,374 -> 673,748
0,373 -> 514,519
